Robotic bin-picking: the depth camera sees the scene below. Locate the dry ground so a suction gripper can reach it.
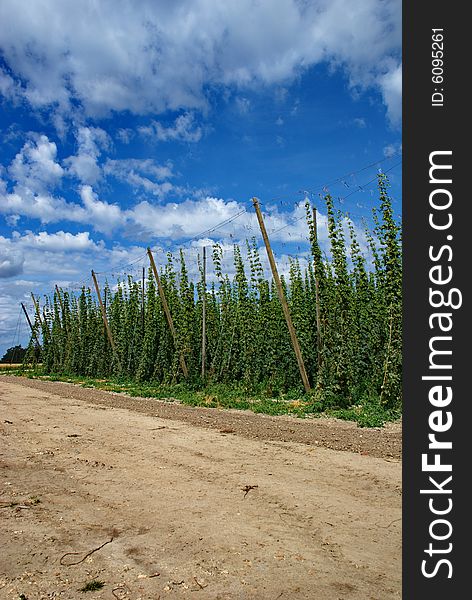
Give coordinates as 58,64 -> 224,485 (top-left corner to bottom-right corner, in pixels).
0,377 -> 401,599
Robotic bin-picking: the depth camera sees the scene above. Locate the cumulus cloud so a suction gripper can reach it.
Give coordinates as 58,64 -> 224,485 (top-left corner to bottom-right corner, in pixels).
0,243 -> 24,277
8,135 -> 64,193
378,62 -> 402,126
104,158 -> 176,199
0,230 -> 135,281
12,230 -> 103,252
1,174 -> 325,244
0,186 -> 85,224
126,195 -> 325,245
0,180 -> 124,235
64,126 -> 111,184
104,158 -> 171,181
0,69 -> 20,103
138,113 -> 202,143
79,185 -> 125,234
0,0 -> 401,122
128,197 -> 244,239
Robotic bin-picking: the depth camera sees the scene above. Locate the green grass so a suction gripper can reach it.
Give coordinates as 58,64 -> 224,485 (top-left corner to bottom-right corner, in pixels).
329,400 -> 401,428
2,366 -> 400,427
79,580 -> 105,593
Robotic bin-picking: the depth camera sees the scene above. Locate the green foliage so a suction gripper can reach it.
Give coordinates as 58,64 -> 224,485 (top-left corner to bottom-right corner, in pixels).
79,580 -> 105,593
0,345 -> 27,363
25,174 -> 402,422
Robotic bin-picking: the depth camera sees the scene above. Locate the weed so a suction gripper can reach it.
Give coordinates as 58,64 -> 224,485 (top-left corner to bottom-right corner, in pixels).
79,580 -> 105,592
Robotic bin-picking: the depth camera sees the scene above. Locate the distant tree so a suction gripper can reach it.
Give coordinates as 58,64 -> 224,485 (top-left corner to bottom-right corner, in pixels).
0,345 -> 27,363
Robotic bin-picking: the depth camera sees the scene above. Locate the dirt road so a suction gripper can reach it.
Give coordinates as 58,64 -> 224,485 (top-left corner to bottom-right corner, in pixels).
0,377 -> 401,599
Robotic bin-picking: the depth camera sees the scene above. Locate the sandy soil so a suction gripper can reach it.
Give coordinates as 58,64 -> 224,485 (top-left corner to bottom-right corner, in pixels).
0,377 -> 401,599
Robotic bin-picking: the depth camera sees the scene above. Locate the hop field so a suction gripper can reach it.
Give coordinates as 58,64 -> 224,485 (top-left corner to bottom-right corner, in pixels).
22,175 -> 401,421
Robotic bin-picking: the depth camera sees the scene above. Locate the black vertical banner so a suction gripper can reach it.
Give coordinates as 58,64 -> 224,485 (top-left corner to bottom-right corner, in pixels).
403,3 -> 468,598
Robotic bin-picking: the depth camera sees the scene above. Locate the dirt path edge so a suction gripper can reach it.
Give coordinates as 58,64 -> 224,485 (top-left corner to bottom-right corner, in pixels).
1,375 -> 401,460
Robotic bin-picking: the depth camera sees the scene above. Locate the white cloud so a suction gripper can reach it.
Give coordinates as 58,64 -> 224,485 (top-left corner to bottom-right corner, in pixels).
104,158 -> 176,199
0,230 -> 102,268
79,185 -> 124,234
0,242 -> 24,277
0,179 -> 123,235
128,197 -> 244,239
104,158 -> 173,182
0,186 -> 85,224
138,113 -> 202,143
8,135 -> 64,193
12,230 -> 103,252
1,175 -> 321,244
0,0 -> 401,122
0,68 -> 20,103
1,160 -> 367,259
64,126 -> 111,184
378,62 -> 402,126
127,196 -> 322,246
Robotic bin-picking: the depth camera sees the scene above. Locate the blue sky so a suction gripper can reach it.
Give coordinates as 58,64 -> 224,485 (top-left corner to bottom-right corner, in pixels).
0,0 -> 401,357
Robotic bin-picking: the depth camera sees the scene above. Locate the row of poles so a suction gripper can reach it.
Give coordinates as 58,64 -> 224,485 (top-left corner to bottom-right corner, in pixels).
22,198 -> 322,394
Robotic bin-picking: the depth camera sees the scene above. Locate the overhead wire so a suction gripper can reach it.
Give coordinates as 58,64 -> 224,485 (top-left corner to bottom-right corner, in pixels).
266,159 -> 402,238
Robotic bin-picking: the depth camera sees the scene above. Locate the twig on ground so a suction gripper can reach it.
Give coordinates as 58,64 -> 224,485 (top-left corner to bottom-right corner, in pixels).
242,484 -> 258,498
378,517 -> 401,529
60,536 -> 114,566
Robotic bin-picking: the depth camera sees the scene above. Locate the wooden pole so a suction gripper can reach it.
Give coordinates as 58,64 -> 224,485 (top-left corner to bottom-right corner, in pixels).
201,246 -> 207,379
312,207 -> 322,369
21,302 -> 40,347
252,197 -> 311,393
142,266 -> 145,332
147,248 -> 189,378
91,270 -> 122,371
